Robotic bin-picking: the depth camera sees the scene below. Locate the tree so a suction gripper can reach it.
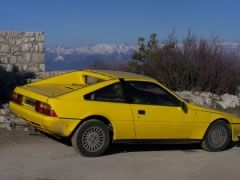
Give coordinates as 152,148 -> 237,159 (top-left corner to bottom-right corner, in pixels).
132,33 -> 159,63
132,37 -> 146,62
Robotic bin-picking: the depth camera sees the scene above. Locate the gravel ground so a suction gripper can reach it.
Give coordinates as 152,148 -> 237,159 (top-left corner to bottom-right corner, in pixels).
1,128 -> 240,180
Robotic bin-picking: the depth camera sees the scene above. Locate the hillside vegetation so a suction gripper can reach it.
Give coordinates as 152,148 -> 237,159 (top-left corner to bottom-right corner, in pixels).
93,31 -> 240,95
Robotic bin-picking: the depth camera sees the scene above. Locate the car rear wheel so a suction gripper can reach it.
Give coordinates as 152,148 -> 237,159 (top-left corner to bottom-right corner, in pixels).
71,119 -> 110,157
201,120 -> 231,152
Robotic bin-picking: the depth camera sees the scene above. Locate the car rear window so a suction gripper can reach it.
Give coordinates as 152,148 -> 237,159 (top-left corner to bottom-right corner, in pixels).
84,83 -> 126,103
84,75 -> 104,85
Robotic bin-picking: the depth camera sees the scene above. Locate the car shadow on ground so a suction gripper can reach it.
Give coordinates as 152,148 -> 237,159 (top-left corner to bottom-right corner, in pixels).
37,132 -> 73,146
41,132 -> 202,155
36,132 -> 240,156
105,143 -> 202,155
107,141 -> 240,155
232,141 -> 240,148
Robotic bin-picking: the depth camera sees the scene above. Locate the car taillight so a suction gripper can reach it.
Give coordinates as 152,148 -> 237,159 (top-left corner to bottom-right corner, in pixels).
35,101 -> 57,117
12,92 -> 23,105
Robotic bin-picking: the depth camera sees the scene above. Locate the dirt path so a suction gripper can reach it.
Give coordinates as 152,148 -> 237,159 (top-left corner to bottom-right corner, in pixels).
1,128 -> 240,180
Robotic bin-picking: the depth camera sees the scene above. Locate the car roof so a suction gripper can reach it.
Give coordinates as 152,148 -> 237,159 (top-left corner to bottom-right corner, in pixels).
84,69 -> 156,81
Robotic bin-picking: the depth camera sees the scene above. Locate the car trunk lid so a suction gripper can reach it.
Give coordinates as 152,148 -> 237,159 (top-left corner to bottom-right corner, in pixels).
13,84 -> 85,109
22,84 -> 85,98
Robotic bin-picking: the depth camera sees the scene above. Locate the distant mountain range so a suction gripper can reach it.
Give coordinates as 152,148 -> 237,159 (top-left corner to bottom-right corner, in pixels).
45,43 -> 240,71
46,44 -> 136,70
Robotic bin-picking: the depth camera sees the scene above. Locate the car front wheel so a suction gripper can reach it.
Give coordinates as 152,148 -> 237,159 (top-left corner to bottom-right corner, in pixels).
71,119 -> 110,157
201,120 -> 231,152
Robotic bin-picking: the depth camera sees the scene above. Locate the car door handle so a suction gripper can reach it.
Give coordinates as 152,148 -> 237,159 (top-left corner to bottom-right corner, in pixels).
138,110 -> 145,115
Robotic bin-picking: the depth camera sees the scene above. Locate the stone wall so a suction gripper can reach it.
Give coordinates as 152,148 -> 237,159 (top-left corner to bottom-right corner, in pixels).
0,32 -> 45,73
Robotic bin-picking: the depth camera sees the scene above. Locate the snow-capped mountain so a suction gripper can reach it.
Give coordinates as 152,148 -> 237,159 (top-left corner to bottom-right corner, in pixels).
220,42 -> 240,55
46,44 -> 136,70
45,42 -> 240,71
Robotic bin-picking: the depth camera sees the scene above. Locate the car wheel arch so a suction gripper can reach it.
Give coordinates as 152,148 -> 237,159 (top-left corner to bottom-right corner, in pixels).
203,118 -> 231,139
201,118 -> 232,151
70,115 -> 114,139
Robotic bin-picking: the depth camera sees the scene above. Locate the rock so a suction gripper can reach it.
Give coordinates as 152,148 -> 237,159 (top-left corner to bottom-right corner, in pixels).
38,42 -> 44,52
0,56 -> 8,64
34,44 -> 39,52
204,97 -> 212,107
24,127 -> 29,132
0,32 -> 44,74
24,32 -> 35,37
39,64 -> 45,72
21,43 -> 32,51
22,64 -> 29,71
15,39 -> 22,45
9,39 -> 16,45
2,103 -> 10,110
193,96 -> 205,106
5,64 -> 13,71
28,126 -> 42,135
36,32 -> 44,41
0,109 -> 7,115
0,116 -> 5,123
23,37 -> 30,43
23,53 -> 31,63
13,117 -> 28,126
0,45 -> 10,52
10,56 -> 17,64
237,86 -> 240,97
32,53 -> 43,63
0,37 -> 5,42
200,92 -> 213,98
11,46 -> 20,52
176,91 -> 240,112
29,37 -> 36,42
0,123 -> 12,130
217,94 -> 240,109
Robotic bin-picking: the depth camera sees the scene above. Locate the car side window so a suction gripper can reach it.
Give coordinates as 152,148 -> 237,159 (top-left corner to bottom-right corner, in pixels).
125,81 -> 180,106
84,83 -> 126,103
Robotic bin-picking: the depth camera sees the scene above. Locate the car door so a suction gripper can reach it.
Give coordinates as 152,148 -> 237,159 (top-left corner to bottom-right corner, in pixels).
124,81 -> 192,139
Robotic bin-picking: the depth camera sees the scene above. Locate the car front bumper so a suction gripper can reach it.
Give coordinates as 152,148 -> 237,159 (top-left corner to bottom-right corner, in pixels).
231,123 -> 240,141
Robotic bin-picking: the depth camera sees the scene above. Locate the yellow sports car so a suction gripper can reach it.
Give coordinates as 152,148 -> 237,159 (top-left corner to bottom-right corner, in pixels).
9,70 -> 240,157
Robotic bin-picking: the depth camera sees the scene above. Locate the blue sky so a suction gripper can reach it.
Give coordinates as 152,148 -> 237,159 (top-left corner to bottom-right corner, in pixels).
0,0 -> 240,47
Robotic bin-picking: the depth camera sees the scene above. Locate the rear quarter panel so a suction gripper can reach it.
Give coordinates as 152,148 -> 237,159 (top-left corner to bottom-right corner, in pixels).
49,79 -> 136,140
49,99 -> 135,140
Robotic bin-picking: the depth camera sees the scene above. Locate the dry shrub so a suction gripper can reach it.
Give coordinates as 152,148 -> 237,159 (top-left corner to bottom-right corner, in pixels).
130,31 -> 240,95
90,31 -> 240,95
0,66 -> 35,104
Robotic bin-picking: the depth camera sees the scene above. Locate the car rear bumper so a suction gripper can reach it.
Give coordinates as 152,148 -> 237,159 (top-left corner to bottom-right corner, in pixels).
9,102 -> 80,137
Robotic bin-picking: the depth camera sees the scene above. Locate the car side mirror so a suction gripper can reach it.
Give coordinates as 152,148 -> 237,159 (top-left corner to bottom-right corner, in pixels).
180,101 -> 188,113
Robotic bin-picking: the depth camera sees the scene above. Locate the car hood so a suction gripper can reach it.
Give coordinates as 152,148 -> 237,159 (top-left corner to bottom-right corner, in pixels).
188,102 -> 239,119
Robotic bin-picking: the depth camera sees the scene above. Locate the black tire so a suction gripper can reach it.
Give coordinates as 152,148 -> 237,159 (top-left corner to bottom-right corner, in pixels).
71,119 -> 110,157
201,120 -> 231,152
